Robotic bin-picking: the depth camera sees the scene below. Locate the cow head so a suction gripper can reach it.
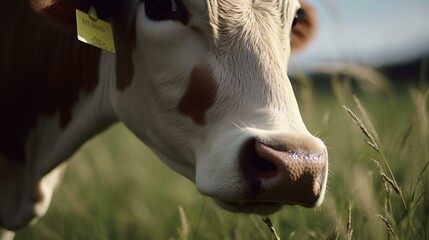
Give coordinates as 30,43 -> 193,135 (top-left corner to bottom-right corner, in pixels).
35,0 -> 326,215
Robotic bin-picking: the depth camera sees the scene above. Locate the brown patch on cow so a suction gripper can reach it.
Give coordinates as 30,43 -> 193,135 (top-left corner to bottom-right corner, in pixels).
114,3 -> 137,91
0,1 -> 101,163
291,1 -> 317,54
178,65 -> 219,126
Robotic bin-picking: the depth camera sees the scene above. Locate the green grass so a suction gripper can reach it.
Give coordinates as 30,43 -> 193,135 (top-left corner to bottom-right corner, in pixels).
16,70 -> 429,239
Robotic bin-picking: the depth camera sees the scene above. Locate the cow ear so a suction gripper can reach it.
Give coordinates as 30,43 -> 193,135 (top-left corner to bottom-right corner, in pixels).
290,1 -> 317,54
30,0 -> 84,27
30,0 -> 118,28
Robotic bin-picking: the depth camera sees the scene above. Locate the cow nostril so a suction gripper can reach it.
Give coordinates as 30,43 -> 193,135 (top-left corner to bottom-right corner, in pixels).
241,139 -> 278,179
254,154 -> 276,171
254,152 -> 277,178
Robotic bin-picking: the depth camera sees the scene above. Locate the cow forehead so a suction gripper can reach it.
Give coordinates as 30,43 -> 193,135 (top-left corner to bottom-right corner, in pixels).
176,0 -> 300,31
205,0 -> 300,28
193,0 -> 300,55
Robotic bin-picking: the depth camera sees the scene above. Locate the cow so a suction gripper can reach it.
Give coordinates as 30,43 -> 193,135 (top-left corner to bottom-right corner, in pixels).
0,0 -> 326,238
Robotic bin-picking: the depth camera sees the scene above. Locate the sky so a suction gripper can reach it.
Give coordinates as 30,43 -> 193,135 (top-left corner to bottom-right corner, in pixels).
290,0 -> 429,72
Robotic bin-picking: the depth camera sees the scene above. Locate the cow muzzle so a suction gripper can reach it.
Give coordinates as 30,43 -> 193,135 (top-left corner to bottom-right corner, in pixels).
218,133 -> 328,214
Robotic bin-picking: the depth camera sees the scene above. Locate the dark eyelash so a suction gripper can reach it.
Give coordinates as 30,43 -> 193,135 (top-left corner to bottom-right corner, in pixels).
292,8 -> 305,28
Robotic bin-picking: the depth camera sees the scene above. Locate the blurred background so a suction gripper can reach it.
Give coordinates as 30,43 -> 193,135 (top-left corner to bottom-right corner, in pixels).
291,0 -> 429,75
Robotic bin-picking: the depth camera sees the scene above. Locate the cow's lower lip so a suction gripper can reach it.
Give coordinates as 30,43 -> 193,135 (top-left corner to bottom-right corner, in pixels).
215,200 -> 284,215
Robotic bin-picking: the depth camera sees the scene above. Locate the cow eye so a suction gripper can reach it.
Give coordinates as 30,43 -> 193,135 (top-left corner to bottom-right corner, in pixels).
144,0 -> 189,24
292,8 -> 305,28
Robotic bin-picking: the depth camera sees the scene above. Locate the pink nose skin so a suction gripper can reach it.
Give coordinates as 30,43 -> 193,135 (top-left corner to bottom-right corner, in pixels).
241,138 -> 327,208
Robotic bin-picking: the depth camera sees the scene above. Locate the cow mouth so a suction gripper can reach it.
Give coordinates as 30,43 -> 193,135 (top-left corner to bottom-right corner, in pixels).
214,200 -> 284,215
214,196 -> 320,215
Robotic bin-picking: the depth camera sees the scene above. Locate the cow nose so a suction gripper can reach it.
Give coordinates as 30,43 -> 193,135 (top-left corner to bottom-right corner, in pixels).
241,135 -> 328,207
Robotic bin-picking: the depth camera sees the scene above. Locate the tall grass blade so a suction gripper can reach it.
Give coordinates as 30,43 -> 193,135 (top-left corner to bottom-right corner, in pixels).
191,198 -> 207,240
353,96 -> 380,144
250,215 -> 269,240
346,201 -> 353,240
364,140 -> 380,153
400,123 -> 413,150
351,165 -> 384,237
327,226 -> 340,240
262,217 -> 281,240
342,106 -> 380,152
409,87 -> 429,148
178,206 -> 189,240
410,161 -> 429,207
378,214 -> 398,240
330,74 -> 351,105
372,159 -> 401,196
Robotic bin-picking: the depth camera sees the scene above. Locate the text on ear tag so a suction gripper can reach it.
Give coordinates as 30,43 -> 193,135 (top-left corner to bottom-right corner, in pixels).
76,7 -> 116,53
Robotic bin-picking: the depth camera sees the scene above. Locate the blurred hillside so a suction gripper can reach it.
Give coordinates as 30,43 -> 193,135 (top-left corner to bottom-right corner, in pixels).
290,0 -> 429,77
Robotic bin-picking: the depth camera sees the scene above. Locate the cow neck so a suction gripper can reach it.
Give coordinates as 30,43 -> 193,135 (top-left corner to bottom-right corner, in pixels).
0,1 -> 116,166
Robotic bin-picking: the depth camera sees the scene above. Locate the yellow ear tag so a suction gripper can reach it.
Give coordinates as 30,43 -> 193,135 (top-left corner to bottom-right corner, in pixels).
76,6 -> 116,53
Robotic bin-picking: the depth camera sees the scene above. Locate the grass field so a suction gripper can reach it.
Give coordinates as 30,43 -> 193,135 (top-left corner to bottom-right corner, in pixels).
15,67 -> 428,239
